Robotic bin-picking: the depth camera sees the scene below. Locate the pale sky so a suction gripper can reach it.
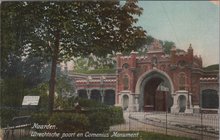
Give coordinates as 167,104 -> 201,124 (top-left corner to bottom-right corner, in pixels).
136,1 -> 219,66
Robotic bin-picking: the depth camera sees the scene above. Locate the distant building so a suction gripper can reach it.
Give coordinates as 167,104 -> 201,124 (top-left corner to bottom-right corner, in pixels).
69,74 -> 116,105
70,40 -> 219,113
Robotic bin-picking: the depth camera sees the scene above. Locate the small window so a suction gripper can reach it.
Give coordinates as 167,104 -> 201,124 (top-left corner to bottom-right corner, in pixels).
122,63 -> 129,69
202,89 -> 218,108
152,57 -> 157,67
179,73 -> 186,90
152,57 -> 157,64
123,75 -> 129,90
178,60 -> 186,69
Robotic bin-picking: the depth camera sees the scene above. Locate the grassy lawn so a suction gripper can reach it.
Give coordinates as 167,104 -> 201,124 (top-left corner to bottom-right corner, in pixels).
21,131 -> 195,140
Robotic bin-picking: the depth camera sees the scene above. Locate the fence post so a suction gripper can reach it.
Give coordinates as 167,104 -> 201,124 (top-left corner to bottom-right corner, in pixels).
144,113 -> 147,131
201,110 -> 203,140
166,111 -> 167,135
165,91 -> 168,135
129,112 -> 130,131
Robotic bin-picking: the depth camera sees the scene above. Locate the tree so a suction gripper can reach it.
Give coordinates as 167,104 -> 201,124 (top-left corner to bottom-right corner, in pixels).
73,53 -> 116,74
162,40 -> 175,54
135,35 -> 152,56
1,2 -> 34,78
22,56 -> 47,88
134,36 -> 176,55
2,1 -> 146,115
203,64 -> 219,71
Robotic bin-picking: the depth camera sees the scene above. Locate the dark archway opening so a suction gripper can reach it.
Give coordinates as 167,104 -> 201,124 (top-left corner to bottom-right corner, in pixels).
90,90 -> 101,102
104,90 -> 115,105
143,77 -> 172,112
122,95 -> 129,110
202,89 -> 218,109
178,95 -> 186,112
78,89 -> 88,99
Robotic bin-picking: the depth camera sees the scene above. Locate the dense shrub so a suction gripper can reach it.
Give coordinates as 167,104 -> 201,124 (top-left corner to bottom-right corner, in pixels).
48,113 -> 89,132
23,83 -> 49,111
0,108 -> 19,127
109,107 -> 124,125
203,64 -> 219,71
1,97 -> 124,134
78,98 -> 107,108
87,107 -> 124,132
88,111 -> 111,132
43,99 -> 125,133
77,99 -> 124,132
31,112 -> 49,124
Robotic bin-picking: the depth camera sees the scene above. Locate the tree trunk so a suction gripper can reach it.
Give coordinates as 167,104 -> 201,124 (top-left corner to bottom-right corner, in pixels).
48,30 -> 60,115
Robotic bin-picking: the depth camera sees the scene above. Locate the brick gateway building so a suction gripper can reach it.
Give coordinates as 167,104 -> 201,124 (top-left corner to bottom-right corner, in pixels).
72,40 -> 219,113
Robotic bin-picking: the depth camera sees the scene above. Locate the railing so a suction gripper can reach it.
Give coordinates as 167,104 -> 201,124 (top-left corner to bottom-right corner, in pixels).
2,115 -> 32,140
2,112 -> 219,140
110,112 -> 219,140
2,125 -> 31,140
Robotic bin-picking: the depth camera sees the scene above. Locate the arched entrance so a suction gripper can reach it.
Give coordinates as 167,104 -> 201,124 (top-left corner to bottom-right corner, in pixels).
78,89 -> 88,99
104,89 -> 115,105
90,89 -> 101,102
178,95 -> 186,112
201,89 -> 218,109
122,95 -> 129,110
136,69 -> 174,112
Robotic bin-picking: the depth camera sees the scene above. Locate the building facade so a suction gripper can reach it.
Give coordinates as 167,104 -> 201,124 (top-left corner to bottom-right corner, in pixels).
73,40 -> 219,113
71,74 -> 116,105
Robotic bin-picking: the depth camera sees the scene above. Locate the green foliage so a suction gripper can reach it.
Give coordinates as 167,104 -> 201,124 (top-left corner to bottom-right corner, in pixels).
87,108 -> 124,132
203,64 -> 219,71
0,108 -> 19,127
0,77 -> 25,107
1,2 -> 29,76
31,112 -> 49,124
78,98 -> 107,108
73,54 -> 116,74
55,75 -> 75,95
109,107 -> 124,125
2,1 -> 146,114
134,35 -> 153,56
22,57 -> 51,88
25,83 -> 48,96
146,35 -> 155,45
29,99 -> 123,133
72,99 -> 124,132
121,35 -> 176,56
88,111 -> 111,132
48,113 -> 89,132
24,83 -> 49,111
77,99 -> 124,132
1,78 -> 48,127
73,57 -> 89,72
74,68 -> 116,74
2,1 -> 146,61
162,40 -> 175,54
55,96 -> 75,109
54,75 -> 76,109
1,55 -> 24,79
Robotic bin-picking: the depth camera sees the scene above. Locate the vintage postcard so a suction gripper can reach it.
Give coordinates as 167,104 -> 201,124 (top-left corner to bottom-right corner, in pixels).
1,1 -> 219,140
